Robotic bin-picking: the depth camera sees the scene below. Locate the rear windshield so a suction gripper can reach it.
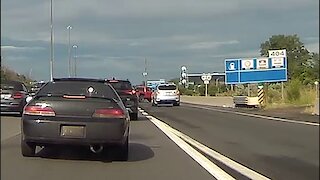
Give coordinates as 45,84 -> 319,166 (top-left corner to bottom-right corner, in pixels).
136,87 -> 144,91
1,81 -> 23,91
108,81 -> 132,90
158,84 -> 177,90
37,81 -> 118,99
33,82 -> 46,88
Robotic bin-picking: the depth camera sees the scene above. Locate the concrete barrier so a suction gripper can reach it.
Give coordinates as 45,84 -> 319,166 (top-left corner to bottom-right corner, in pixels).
233,96 -> 259,107
180,96 -> 233,107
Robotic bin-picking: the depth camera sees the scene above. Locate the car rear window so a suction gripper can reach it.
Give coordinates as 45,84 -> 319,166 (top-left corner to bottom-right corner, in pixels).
158,84 -> 177,90
108,81 -> 132,90
1,81 -> 23,91
37,81 -> 118,99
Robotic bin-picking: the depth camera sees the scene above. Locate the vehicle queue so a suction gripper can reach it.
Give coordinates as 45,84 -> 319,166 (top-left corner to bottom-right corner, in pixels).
0,78 -> 180,161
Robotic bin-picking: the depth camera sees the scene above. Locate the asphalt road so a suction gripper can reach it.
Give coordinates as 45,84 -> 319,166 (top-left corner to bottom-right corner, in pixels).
1,102 -> 319,180
1,112 -> 213,180
140,102 -> 319,180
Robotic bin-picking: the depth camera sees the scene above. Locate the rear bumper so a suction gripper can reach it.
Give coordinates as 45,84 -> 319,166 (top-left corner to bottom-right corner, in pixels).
22,116 -> 129,146
1,101 -> 24,112
155,95 -> 180,104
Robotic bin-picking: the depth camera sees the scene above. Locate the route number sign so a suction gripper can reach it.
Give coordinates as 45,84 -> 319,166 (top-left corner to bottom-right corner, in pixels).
268,49 -> 286,58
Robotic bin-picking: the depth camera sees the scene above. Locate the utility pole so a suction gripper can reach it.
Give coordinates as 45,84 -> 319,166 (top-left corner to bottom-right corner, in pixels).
67,25 -> 72,77
50,0 -> 54,81
73,45 -> 78,77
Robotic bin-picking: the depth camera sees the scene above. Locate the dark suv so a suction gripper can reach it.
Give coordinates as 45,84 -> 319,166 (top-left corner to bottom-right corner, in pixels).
107,79 -> 138,120
1,80 -> 28,115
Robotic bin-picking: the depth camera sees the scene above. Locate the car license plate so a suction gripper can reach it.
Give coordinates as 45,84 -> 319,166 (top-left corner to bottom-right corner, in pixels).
60,125 -> 85,138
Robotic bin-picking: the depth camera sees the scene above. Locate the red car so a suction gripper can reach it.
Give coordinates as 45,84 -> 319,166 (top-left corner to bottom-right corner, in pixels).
135,85 -> 152,102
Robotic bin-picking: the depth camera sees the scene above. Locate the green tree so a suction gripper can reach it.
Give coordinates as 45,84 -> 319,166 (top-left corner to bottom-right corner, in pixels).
260,34 -> 317,83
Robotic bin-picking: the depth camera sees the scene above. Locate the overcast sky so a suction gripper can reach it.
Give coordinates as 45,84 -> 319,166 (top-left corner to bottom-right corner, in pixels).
1,0 -> 319,84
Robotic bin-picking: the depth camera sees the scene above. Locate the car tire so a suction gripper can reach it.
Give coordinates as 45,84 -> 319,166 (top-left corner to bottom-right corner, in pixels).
139,95 -> 144,102
130,112 -> 138,120
21,139 -> 36,157
174,102 -> 180,106
117,136 -> 129,161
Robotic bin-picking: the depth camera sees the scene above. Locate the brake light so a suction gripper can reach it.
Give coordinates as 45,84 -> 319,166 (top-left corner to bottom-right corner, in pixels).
93,109 -> 125,118
13,92 -> 23,99
63,95 -> 86,99
108,80 -> 119,83
24,105 -> 56,116
124,90 -> 136,95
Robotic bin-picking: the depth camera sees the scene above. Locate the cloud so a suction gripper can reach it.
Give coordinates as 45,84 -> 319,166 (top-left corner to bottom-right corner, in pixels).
187,40 -> 240,50
1,0 -> 318,84
1,45 -> 45,51
305,43 -> 319,53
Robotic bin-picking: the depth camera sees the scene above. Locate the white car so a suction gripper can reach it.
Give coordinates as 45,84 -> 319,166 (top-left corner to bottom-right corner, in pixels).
152,83 -> 180,106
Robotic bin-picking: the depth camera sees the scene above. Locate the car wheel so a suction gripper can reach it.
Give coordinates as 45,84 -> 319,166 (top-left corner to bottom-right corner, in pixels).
174,102 -> 180,106
21,139 -> 36,157
130,112 -> 138,120
138,95 -> 144,102
117,136 -> 129,161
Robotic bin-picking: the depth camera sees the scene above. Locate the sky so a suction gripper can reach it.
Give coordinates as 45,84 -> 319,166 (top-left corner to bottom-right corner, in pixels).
1,0 -> 319,85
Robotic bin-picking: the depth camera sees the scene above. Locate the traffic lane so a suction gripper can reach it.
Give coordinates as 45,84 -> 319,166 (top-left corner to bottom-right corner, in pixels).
1,114 -> 22,141
183,102 -> 320,124
140,102 -> 319,180
1,115 -> 214,180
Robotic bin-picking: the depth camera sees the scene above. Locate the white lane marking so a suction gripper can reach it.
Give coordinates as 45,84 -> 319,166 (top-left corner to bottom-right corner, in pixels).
158,121 -> 271,180
185,104 -> 319,126
146,115 -> 235,180
142,112 -> 148,116
139,108 -> 270,180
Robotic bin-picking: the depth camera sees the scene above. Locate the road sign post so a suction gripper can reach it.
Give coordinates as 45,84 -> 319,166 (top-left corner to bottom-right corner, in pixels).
201,73 -> 212,97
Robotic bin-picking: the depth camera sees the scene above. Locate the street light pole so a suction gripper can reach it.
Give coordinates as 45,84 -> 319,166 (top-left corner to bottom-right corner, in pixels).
50,0 -> 54,81
67,25 -> 72,77
72,45 -> 78,77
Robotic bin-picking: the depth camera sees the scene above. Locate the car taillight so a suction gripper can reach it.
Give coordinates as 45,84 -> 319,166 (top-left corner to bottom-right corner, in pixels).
124,90 -> 136,95
24,105 -> 56,116
13,92 -> 23,99
93,109 -> 125,118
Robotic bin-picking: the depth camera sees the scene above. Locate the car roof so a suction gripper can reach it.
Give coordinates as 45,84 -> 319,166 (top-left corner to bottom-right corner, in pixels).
53,78 -> 106,83
106,79 -> 130,82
